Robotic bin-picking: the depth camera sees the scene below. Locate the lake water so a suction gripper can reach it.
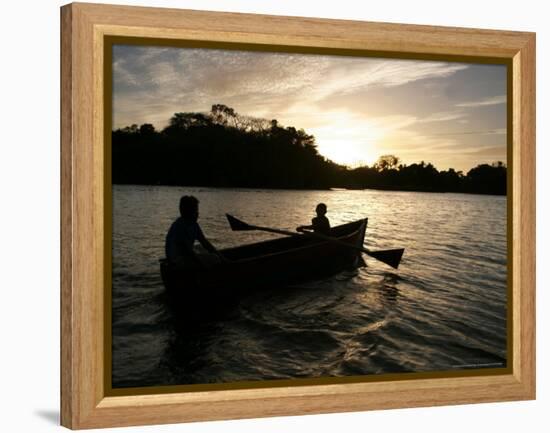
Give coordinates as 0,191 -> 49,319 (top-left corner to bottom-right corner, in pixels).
112,185 -> 507,388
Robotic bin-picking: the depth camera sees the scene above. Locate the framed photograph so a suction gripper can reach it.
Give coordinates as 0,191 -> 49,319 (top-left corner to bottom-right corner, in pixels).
60,2 -> 535,429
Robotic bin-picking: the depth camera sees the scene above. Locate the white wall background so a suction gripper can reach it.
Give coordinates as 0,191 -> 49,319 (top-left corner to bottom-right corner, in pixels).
0,0 -> 546,431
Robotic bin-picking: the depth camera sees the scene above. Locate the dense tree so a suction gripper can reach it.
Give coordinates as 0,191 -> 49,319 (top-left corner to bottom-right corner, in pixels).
139,123 -> 155,135
112,106 -> 506,195
375,155 -> 400,171
211,104 -> 240,128
465,162 -> 507,195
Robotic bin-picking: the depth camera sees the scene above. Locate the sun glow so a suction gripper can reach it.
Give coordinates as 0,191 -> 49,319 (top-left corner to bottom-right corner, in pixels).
306,110 -> 384,167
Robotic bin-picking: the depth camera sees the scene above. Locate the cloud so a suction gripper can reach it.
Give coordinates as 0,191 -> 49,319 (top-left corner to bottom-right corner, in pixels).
112,46 -> 469,128
467,145 -> 508,157
413,128 -> 507,137
111,45 -> 506,172
416,111 -> 466,123
456,95 -> 506,108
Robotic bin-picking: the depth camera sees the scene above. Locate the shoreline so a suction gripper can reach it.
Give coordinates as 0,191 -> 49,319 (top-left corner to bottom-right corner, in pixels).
112,182 -> 507,197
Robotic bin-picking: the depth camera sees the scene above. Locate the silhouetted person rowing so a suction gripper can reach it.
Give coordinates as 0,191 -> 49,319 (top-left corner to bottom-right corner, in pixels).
296,203 -> 331,235
165,195 -> 224,268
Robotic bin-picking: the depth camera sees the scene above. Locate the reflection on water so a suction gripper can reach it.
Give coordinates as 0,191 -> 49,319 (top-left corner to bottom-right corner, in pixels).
112,185 -> 507,387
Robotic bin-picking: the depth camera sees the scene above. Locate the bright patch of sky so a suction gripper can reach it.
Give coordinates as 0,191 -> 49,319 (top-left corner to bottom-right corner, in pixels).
113,45 -> 507,172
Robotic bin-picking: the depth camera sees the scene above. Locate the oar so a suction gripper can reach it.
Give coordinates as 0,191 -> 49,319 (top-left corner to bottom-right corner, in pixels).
226,214 -> 404,269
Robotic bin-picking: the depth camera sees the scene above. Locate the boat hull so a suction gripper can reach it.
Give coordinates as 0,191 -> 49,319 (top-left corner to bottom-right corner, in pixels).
160,218 -> 368,300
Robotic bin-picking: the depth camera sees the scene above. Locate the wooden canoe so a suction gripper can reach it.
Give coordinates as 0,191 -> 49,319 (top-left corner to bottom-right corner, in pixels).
160,218 -> 368,300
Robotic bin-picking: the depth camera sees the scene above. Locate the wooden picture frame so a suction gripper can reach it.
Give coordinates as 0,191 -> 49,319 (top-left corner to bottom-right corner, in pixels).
61,2 -> 535,429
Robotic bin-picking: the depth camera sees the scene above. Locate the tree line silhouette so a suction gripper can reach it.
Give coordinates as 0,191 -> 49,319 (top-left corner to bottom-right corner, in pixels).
112,104 -> 506,195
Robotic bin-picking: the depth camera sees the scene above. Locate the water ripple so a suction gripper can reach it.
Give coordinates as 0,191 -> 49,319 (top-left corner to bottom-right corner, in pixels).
111,186 -> 507,387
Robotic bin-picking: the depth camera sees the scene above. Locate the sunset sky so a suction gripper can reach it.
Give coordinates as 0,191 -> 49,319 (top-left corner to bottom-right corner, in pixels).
112,45 -> 507,173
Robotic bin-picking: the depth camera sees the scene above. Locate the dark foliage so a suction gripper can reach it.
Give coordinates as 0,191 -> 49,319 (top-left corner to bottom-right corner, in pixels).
112,105 -> 506,195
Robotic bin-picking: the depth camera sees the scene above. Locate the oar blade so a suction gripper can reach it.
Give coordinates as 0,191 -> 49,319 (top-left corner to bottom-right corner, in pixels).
226,214 -> 253,231
366,248 -> 404,269
227,214 -> 405,269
